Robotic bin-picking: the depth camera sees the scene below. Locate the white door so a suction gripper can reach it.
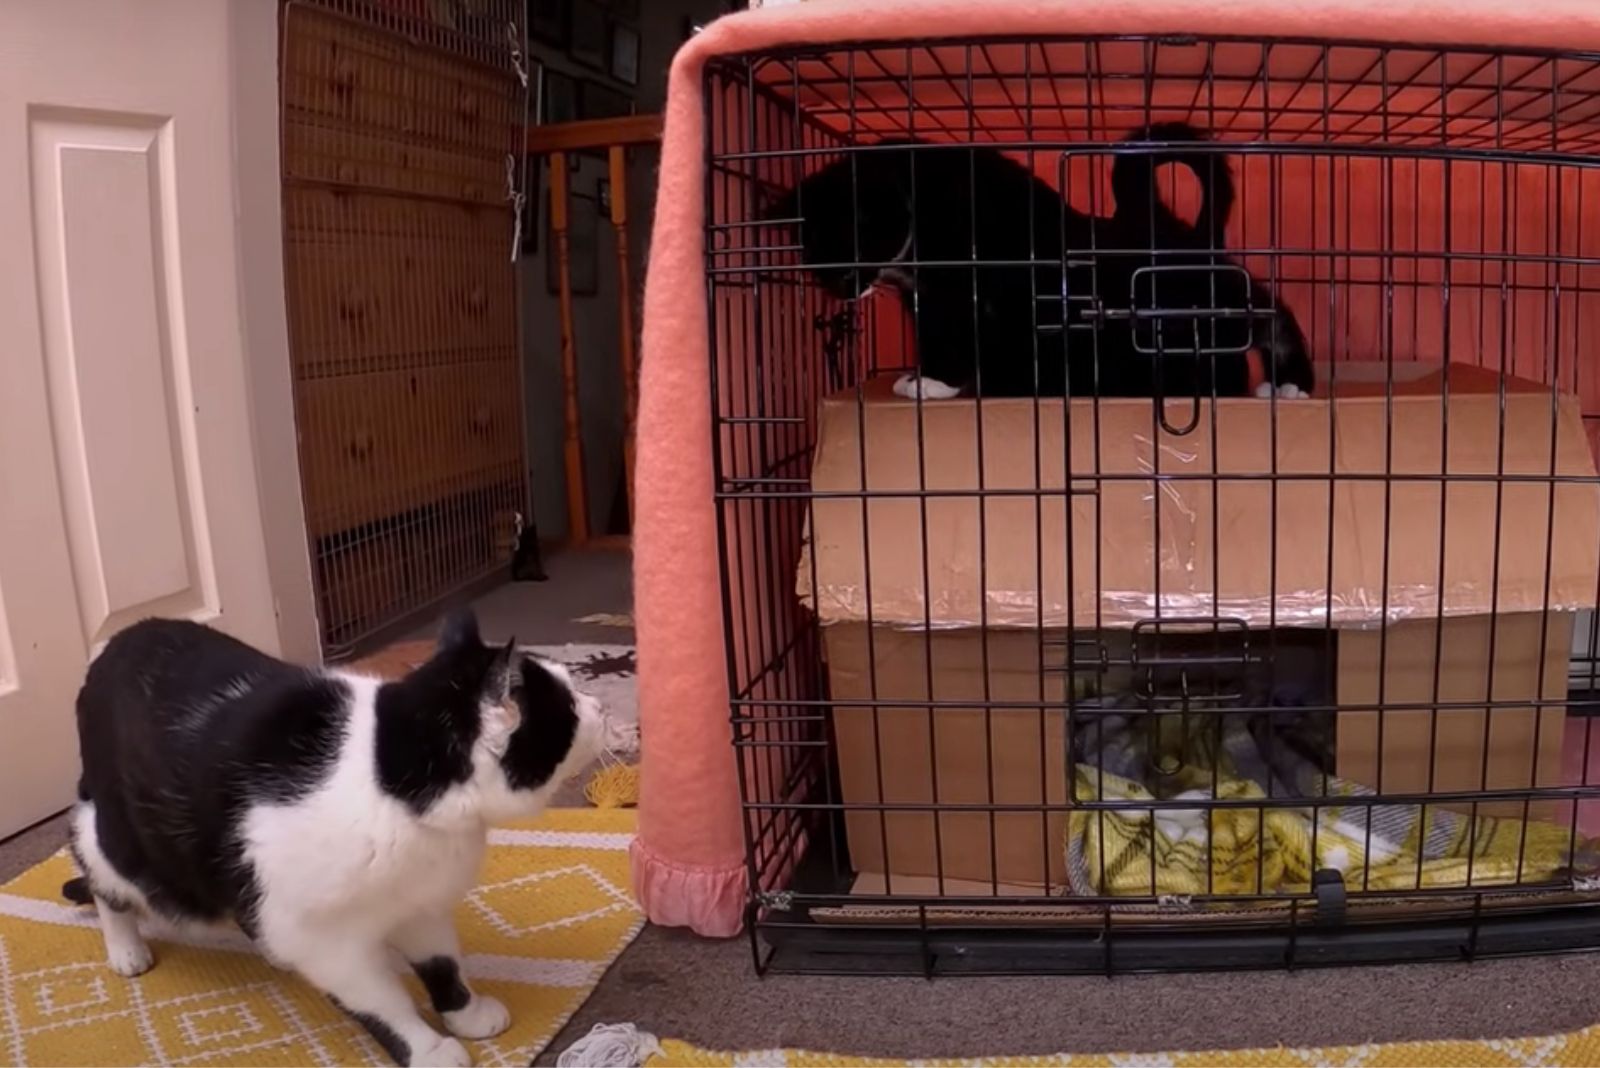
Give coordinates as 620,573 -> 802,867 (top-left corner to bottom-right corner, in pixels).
0,0 -> 287,838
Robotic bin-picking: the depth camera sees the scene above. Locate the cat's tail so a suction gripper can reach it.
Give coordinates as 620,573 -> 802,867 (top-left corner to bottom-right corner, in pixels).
1109,121 -> 1235,249
64,779 -> 95,904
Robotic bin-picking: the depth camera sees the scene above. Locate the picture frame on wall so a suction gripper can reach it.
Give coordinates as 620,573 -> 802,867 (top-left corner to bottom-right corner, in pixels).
569,0 -> 608,70
609,22 -> 639,86
547,187 -> 600,297
540,67 -> 579,124
519,158 -> 543,257
528,0 -> 567,46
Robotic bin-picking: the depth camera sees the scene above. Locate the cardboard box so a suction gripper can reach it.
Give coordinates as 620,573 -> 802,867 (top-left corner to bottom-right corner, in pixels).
799,364 -> 1600,890
1338,613 -> 1571,820
825,624 -> 1070,890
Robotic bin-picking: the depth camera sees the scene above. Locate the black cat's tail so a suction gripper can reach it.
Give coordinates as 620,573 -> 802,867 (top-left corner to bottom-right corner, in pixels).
62,877 -> 93,906
1109,121 -> 1235,249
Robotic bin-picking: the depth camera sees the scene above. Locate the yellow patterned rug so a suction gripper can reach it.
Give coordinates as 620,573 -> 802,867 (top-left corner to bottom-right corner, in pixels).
0,808 -> 641,1067
650,1027 -> 1600,1067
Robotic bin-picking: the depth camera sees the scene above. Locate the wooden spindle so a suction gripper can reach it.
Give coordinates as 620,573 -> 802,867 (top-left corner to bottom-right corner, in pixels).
608,144 -> 639,528
549,152 -> 589,545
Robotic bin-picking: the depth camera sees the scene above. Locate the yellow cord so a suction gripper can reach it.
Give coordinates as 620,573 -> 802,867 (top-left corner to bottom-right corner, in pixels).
584,762 -> 640,808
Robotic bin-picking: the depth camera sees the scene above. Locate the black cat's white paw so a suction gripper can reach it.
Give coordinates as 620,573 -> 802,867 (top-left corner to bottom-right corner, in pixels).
893,373 -> 961,400
1254,381 -> 1308,399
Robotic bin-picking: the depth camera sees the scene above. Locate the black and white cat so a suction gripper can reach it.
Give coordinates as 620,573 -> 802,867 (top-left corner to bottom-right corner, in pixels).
63,610 -> 607,1067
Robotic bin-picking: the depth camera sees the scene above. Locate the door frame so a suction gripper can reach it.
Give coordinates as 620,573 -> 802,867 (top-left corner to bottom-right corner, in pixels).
229,0 -> 319,663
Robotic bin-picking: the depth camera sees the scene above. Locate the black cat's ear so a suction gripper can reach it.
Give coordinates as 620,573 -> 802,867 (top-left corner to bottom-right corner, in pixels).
484,636 -> 517,703
439,609 -> 482,651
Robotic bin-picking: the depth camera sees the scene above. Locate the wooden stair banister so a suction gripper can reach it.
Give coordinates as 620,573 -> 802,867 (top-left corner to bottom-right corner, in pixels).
530,112 -> 661,548
608,144 -> 639,528
526,114 -> 663,153
546,152 -> 588,547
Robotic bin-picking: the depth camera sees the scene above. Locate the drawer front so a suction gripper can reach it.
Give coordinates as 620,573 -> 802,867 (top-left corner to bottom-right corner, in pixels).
281,5 -> 515,204
298,357 -> 522,538
284,187 -> 516,377
314,478 -> 518,649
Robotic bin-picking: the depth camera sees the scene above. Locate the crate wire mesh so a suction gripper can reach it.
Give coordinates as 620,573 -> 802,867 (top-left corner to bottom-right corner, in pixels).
281,0 -> 529,656
706,37 -> 1600,975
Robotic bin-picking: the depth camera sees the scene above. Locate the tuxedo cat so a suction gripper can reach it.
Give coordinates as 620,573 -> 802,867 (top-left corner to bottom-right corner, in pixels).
64,611 -> 606,1067
768,123 -> 1313,402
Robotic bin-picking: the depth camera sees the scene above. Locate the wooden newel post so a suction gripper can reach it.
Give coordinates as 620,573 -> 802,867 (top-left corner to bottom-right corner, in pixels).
550,151 -> 589,545
608,145 -> 639,527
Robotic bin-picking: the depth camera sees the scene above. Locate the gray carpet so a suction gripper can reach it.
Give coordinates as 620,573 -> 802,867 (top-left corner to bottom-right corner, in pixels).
538,926 -> 1600,1061
407,548 -> 634,648
0,811 -> 70,885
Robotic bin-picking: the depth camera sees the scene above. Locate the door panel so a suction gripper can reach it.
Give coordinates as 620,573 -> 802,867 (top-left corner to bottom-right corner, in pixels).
0,0 -> 285,837
32,113 -> 219,643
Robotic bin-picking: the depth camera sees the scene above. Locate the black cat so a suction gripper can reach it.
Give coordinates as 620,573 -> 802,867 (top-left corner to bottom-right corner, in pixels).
768,122 -> 1314,401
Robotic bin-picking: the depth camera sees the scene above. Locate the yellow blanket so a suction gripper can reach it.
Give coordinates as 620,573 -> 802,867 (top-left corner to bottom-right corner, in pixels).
1067,714 -> 1596,899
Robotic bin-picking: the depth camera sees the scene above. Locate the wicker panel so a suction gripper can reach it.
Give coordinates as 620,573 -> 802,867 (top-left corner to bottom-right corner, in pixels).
281,0 -> 526,656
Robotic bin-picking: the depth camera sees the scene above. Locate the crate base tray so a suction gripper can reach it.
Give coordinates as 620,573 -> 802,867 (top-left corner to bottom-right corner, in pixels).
797,872 -> 1600,929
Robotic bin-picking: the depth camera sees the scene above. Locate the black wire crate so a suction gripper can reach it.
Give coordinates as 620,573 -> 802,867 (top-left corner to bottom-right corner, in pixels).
704,35 -> 1600,976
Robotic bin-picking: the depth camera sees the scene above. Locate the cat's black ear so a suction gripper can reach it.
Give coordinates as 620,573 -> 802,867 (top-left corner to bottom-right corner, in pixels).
439,609 -> 482,651
485,637 -> 517,702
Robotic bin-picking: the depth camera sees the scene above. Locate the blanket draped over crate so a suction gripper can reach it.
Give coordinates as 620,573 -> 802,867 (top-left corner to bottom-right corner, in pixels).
1067,713 -> 1600,900
632,0 -> 1600,937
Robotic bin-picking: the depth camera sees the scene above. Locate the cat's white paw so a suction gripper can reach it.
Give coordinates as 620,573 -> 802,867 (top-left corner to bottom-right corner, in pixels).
107,940 -> 154,977
892,373 -> 960,400
260,946 -> 294,972
444,994 -> 510,1040
409,1034 -> 472,1067
1255,381 -> 1308,399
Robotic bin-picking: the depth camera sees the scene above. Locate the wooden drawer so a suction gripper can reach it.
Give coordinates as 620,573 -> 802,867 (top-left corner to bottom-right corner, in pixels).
314,477 -> 517,650
283,188 -> 516,376
281,6 -> 515,202
297,357 -> 522,537
282,7 -> 411,134
409,46 -> 517,155
282,121 -> 504,203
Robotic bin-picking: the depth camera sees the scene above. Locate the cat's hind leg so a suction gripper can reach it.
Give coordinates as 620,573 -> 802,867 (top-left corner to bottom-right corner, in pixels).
69,803 -> 154,977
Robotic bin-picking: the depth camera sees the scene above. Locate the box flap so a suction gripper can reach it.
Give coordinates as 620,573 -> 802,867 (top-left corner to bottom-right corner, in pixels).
797,365 -> 1600,629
